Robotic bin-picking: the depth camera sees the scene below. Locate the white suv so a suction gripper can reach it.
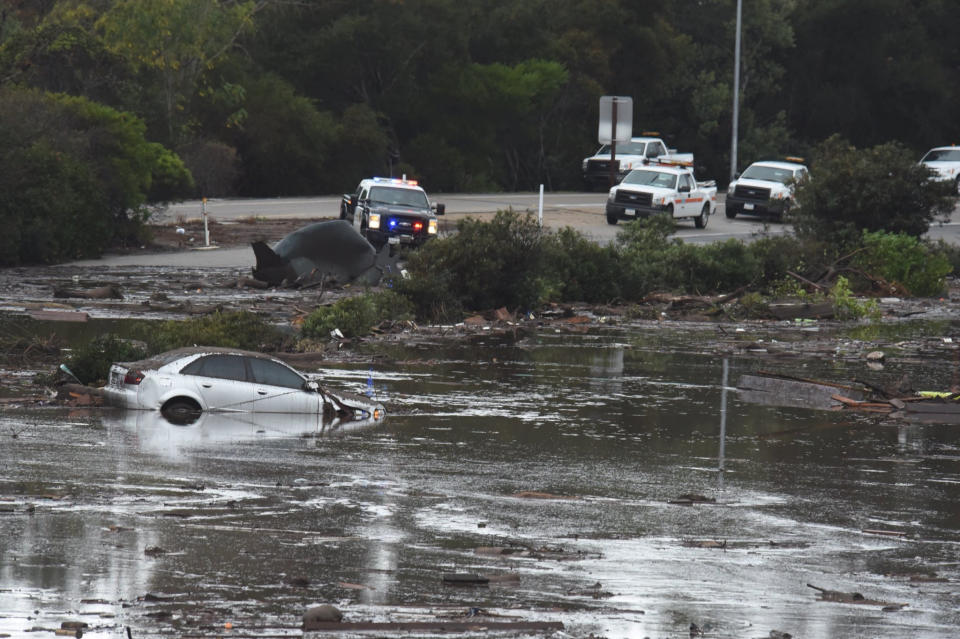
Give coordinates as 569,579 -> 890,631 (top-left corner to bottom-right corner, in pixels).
920,146 -> 960,195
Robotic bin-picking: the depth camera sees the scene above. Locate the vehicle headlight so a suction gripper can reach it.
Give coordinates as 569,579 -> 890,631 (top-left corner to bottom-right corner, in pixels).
582,160 -> 588,171
728,182 -> 736,192
428,219 -> 438,234
653,196 -> 665,206
368,213 -> 381,229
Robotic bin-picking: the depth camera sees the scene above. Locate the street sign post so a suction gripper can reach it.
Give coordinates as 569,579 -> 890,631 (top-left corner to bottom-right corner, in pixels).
598,96 -> 633,187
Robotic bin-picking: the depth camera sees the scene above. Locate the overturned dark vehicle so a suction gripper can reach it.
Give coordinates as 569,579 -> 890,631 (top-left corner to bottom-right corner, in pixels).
251,219 -> 398,288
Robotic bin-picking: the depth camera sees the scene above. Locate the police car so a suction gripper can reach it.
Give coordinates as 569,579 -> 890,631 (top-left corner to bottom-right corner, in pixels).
340,177 -> 445,249
920,146 -> 960,195
725,158 -> 808,220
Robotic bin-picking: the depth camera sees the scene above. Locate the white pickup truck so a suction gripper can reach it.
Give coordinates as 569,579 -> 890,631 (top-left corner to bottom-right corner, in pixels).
582,135 -> 693,190
920,146 -> 960,195
605,162 -> 717,228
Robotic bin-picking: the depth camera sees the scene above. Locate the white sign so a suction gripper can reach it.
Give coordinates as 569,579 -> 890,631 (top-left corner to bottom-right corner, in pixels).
598,96 -> 633,144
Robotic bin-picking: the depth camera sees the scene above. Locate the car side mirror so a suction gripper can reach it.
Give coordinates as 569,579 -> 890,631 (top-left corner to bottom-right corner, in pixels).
435,203 -> 445,215
305,380 -> 319,393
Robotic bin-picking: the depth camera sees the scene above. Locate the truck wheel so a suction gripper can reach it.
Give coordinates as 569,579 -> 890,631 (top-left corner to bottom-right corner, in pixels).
695,203 -> 709,229
606,212 -> 618,225
725,206 -> 737,219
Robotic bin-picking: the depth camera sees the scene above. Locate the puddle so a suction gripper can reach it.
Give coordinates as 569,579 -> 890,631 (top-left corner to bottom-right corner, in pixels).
1,323 -> 960,637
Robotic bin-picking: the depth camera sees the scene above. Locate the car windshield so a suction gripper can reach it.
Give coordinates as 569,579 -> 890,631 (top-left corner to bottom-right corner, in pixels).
922,149 -> 960,162
740,165 -> 795,183
597,141 -> 647,155
621,169 -> 677,189
368,186 -> 429,208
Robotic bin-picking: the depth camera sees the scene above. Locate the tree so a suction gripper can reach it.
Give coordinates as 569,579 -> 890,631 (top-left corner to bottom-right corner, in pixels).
791,135 -> 954,248
0,88 -> 193,265
95,0 -> 269,144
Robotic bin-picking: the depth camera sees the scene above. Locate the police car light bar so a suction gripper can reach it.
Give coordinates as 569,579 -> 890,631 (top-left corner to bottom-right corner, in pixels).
373,177 -> 419,186
783,156 -> 805,164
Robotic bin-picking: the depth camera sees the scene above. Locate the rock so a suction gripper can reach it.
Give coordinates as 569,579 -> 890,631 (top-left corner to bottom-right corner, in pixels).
866,350 -> 886,362
303,604 -> 343,625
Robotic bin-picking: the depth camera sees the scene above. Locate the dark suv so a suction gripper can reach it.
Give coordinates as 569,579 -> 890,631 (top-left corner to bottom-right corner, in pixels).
340,177 -> 445,249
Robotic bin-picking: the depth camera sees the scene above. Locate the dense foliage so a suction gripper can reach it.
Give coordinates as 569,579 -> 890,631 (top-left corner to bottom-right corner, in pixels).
792,135 -> 955,248
2,0 -> 958,201
0,88 -> 193,264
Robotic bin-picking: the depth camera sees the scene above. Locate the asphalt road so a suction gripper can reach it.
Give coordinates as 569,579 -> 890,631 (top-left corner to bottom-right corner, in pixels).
78,192 -> 960,268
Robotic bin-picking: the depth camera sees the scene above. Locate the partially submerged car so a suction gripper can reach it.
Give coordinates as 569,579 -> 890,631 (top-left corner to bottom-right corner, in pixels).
103,347 -> 385,424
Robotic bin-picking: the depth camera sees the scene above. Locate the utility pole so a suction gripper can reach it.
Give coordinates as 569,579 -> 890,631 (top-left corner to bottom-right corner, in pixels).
730,0 -> 743,183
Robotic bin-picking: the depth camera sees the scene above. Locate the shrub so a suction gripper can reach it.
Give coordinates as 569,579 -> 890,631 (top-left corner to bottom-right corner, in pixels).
792,135 -> 954,248
301,290 -> 414,339
541,226 -> 622,303
852,230 -> 952,297
831,275 -> 880,320
400,210 -> 551,318
144,310 -> 283,353
64,334 -> 148,386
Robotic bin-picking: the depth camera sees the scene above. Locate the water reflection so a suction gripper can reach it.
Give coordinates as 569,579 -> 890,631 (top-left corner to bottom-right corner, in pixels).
102,408 -> 386,457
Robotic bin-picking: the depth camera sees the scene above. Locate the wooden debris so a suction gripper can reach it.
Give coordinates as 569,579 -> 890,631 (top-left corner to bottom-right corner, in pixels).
28,310 -> 89,322
862,529 -> 907,538
442,573 -> 489,585
511,490 -> 578,500
303,620 -> 564,633
669,493 -> 716,505
53,285 -> 123,299
807,583 -> 907,608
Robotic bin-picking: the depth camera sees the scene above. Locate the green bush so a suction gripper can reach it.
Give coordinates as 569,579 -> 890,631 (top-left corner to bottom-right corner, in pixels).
852,230 -> 952,297
301,290 -> 415,339
0,88 -> 193,264
64,335 -> 148,386
144,310 -> 283,353
792,135 -> 954,248
831,275 -> 880,320
400,210 -> 551,318
541,226 -> 622,303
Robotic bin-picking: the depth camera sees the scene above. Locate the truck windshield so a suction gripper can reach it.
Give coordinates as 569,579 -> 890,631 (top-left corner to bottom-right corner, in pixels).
922,149 -> 960,162
597,141 -> 647,155
621,170 -> 677,189
368,186 -> 429,208
740,165 -> 794,183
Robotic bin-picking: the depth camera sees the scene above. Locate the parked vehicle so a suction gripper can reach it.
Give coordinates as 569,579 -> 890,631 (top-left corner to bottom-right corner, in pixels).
582,135 -> 693,190
103,347 -> 385,425
605,161 -> 717,228
340,177 -> 444,250
920,146 -> 960,195
725,158 -> 808,220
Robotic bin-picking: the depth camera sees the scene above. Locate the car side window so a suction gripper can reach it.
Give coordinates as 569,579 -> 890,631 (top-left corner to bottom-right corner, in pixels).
648,142 -> 665,158
248,357 -> 306,390
679,174 -> 693,190
181,355 -> 248,382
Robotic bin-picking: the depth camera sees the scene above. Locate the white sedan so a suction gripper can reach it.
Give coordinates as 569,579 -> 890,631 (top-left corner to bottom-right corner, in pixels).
103,347 -> 385,424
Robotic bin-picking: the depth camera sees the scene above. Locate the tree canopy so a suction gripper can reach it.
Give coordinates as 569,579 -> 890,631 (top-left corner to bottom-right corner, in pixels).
1,0 -> 958,200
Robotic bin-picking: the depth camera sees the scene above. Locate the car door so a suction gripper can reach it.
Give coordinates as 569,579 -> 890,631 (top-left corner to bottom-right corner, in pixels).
353,187 -> 368,231
678,174 -> 696,216
247,356 -> 321,414
179,354 -> 255,412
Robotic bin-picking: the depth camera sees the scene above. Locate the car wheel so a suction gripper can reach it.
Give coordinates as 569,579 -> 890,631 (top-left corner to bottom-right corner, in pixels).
695,203 -> 709,229
606,212 -> 618,225
664,204 -> 674,219
339,204 -> 347,220
725,205 -> 737,219
161,397 -> 202,425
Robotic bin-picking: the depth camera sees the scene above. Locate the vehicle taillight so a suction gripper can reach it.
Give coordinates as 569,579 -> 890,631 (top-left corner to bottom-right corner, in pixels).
124,370 -> 144,385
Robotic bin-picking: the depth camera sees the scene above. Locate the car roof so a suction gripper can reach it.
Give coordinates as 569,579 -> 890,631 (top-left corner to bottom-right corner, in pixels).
747,160 -> 807,170
360,177 -> 425,191
118,346 -> 290,370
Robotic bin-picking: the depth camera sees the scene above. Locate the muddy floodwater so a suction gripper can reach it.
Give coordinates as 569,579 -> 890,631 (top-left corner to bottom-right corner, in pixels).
2,319 -> 960,638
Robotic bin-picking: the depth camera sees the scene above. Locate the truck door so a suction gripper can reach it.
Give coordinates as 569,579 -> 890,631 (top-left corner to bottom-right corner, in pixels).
678,174 -> 695,216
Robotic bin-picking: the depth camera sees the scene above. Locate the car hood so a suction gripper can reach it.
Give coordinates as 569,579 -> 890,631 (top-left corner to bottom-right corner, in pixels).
734,177 -> 792,193
369,203 -> 434,218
